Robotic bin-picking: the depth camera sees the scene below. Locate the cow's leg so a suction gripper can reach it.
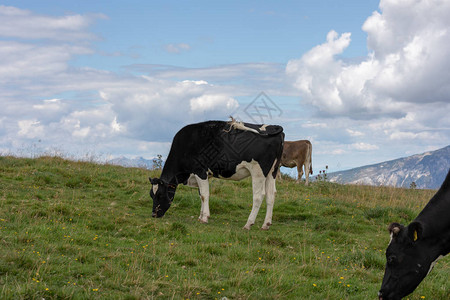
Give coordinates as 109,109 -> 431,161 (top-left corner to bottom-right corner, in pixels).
296,163 -> 304,183
261,174 -> 276,230
195,175 -> 210,223
304,144 -> 312,186
304,163 -> 310,186
244,166 -> 266,230
276,167 -> 282,181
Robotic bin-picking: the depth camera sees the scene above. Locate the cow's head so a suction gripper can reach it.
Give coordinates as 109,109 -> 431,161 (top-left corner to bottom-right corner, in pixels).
149,178 -> 172,218
378,221 -> 432,300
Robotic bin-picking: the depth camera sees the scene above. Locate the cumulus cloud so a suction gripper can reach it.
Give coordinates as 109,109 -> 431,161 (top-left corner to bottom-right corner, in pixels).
286,0 -> 450,119
18,120 -> 44,138
190,94 -> 239,113
99,77 -> 239,140
284,0 -> 450,171
0,6 -> 240,157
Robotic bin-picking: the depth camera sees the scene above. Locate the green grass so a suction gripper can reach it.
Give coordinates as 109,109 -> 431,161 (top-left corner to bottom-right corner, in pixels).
0,155 -> 448,299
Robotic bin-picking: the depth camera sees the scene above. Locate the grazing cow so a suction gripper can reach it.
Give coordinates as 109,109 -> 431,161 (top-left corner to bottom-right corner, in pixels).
149,118 -> 284,230
277,140 -> 313,185
378,169 -> 450,300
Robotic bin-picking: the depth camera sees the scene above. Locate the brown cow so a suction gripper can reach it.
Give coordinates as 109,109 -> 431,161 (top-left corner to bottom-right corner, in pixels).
277,140 -> 313,185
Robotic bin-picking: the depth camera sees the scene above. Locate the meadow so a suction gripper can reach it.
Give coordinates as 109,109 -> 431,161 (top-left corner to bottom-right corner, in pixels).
0,155 -> 448,299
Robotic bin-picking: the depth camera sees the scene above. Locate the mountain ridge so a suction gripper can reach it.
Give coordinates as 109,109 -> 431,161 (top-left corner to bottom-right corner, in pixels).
107,156 -> 158,170
327,145 -> 450,189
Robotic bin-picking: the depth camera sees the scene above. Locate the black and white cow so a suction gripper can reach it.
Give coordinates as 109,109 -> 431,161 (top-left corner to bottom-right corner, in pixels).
149,119 -> 284,230
378,169 -> 450,300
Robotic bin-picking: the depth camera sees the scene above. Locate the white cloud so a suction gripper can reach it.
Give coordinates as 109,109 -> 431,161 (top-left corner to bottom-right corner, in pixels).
98,77 -> 239,141
284,0 -> 450,172
111,117 -> 123,133
18,119 -> 44,138
350,142 -> 379,151
286,0 -> 450,119
0,41 -> 92,81
0,6 -> 243,156
126,63 -> 289,95
190,94 -> 238,113
165,43 -> 191,54
72,126 -> 91,138
183,80 -> 209,85
0,5 -> 105,41
346,129 -> 364,137
301,122 -> 328,129
330,148 -> 346,155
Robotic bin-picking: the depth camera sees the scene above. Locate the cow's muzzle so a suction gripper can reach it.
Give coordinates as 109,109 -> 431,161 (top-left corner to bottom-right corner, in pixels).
378,290 -> 400,300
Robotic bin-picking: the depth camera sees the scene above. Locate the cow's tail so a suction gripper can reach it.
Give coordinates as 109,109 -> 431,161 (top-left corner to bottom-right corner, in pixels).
272,132 -> 285,179
308,142 -> 313,175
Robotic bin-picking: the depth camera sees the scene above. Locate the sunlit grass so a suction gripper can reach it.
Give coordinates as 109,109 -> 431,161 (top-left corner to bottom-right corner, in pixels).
0,155 -> 447,299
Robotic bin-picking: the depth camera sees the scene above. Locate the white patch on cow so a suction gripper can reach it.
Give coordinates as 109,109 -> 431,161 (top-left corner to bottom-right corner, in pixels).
152,184 -> 159,194
427,255 -> 444,276
243,160 -> 266,230
227,161 -> 252,181
259,124 -> 268,132
186,174 -> 199,187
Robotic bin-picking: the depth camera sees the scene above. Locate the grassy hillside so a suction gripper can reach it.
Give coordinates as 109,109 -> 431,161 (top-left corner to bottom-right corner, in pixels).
0,156 -> 448,299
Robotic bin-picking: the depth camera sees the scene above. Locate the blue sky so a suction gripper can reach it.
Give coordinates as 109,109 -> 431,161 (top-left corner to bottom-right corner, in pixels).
1,0 -> 449,175
14,1 -> 377,69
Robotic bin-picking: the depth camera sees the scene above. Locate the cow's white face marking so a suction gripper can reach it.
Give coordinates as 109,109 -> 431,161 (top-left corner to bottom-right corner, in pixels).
152,184 -> 159,194
259,124 -> 268,131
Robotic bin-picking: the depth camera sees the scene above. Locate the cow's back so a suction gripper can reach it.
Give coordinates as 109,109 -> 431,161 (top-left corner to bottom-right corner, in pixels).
414,170 -> 450,239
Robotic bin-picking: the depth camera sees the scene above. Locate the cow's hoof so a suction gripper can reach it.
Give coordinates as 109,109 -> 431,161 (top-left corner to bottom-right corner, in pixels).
261,222 -> 271,230
243,223 -> 253,230
198,217 -> 208,224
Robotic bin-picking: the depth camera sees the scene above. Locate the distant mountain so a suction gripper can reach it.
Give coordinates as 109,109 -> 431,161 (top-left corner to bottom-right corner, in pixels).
107,156 -> 159,170
327,145 -> 450,189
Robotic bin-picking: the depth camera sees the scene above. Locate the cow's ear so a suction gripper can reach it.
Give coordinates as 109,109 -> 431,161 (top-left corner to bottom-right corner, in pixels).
149,178 -> 163,185
407,221 -> 423,242
388,222 -> 403,237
